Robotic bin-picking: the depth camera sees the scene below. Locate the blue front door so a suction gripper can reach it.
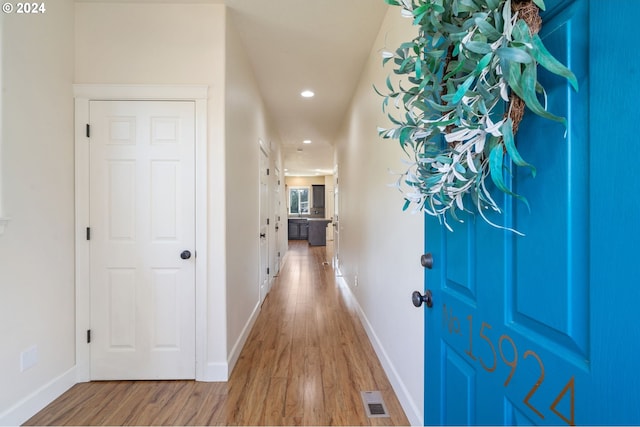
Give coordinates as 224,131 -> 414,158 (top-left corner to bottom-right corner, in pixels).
422,0 -> 640,424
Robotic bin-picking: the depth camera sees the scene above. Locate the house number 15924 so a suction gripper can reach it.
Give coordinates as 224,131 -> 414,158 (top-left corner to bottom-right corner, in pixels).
443,304 -> 576,425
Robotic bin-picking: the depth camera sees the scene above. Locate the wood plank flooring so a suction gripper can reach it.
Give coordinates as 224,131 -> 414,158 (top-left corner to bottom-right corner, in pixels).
25,241 -> 410,426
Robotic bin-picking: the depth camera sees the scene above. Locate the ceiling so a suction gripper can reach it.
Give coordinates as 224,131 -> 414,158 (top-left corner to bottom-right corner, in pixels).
80,0 -> 390,176
222,0 -> 390,176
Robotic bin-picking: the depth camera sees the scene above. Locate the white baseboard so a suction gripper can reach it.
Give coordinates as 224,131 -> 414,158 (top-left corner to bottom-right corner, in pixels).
335,274 -> 423,426
199,299 -> 262,382
0,366 -> 76,426
226,300 -> 261,376
199,362 -> 228,382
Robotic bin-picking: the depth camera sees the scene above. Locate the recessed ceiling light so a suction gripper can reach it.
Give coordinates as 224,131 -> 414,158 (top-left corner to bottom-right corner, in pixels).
303,140 -> 312,144
301,90 -> 315,98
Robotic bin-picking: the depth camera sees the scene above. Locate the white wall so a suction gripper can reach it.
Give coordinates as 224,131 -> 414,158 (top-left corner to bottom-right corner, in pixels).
0,1 -> 76,423
335,8 -> 424,425
74,1 -> 230,379
224,13 -> 283,370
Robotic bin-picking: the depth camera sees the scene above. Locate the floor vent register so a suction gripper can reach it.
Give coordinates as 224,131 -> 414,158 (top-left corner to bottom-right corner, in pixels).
360,391 -> 390,418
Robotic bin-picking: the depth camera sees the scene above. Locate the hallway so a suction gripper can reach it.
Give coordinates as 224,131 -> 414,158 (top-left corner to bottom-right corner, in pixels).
24,242 -> 410,426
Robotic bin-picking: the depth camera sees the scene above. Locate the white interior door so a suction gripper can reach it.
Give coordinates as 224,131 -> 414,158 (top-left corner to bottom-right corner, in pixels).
273,167 -> 281,277
259,145 -> 269,303
89,100 -> 196,380
325,179 -> 334,241
332,174 -> 340,269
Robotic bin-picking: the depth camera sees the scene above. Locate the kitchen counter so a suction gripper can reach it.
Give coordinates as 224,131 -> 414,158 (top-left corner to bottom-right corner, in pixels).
307,219 -> 332,246
287,218 -> 332,245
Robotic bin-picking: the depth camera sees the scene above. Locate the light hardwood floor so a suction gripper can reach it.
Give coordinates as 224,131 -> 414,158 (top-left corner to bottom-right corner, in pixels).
25,241 -> 410,426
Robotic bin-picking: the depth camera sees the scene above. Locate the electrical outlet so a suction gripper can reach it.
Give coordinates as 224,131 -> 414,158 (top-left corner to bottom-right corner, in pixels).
20,345 -> 38,372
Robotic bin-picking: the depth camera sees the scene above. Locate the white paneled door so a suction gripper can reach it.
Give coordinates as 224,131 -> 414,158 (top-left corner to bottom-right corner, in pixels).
259,145 -> 269,303
89,100 -> 196,380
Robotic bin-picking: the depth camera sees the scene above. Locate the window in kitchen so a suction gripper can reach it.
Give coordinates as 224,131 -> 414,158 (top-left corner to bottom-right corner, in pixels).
289,187 -> 309,215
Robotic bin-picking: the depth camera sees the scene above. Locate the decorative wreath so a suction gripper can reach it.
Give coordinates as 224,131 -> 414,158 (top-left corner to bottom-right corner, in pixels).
376,0 -> 578,233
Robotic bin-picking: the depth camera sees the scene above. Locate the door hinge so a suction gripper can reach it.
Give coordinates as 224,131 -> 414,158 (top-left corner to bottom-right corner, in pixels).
267,267 -> 270,275
87,329 -> 91,343
267,168 -> 270,176
86,124 -> 90,138
86,227 -> 91,241
267,218 -> 270,225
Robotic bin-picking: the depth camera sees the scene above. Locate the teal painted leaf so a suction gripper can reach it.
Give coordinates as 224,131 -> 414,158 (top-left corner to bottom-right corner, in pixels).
465,41 -> 493,54
444,60 -> 466,80
485,0 -> 500,9
530,34 -> 579,91
489,142 -> 531,210
458,0 -> 481,13
372,84 -> 386,97
511,20 -> 532,43
520,62 -> 567,125
426,99 -> 456,113
496,47 -> 533,64
532,0 -> 546,11
385,76 -> 394,92
425,49 -> 446,58
488,144 -> 509,194
474,52 -> 493,75
501,118 -> 536,176
506,61 -> 526,99
412,100 -> 430,113
475,18 -> 502,40
451,75 -> 475,104
413,3 -> 428,17
399,126 -> 414,144
435,155 -> 453,164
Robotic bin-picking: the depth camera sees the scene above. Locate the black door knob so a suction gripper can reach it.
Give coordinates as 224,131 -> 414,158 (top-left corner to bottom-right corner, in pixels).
421,253 -> 434,269
412,290 -> 433,308
260,233 -> 266,238
180,250 -> 192,260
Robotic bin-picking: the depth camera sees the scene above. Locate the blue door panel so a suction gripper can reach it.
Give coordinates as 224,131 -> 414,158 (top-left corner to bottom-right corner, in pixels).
444,347 -> 476,425
512,0 -> 590,359
423,0 -> 640,425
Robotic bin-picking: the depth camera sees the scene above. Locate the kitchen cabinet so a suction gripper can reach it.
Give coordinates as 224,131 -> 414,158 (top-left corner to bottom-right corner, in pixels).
312,185 -> 325,208
288,219 -> 308,240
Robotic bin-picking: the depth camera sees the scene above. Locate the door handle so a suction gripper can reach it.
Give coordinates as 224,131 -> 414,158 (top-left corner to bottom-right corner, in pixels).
260,233 -> 266,238
180,250 -> 192,260
412,290 -> 433,308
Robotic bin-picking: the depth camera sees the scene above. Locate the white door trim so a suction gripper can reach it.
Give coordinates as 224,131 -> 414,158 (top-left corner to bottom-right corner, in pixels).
74,84 -> 208,382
